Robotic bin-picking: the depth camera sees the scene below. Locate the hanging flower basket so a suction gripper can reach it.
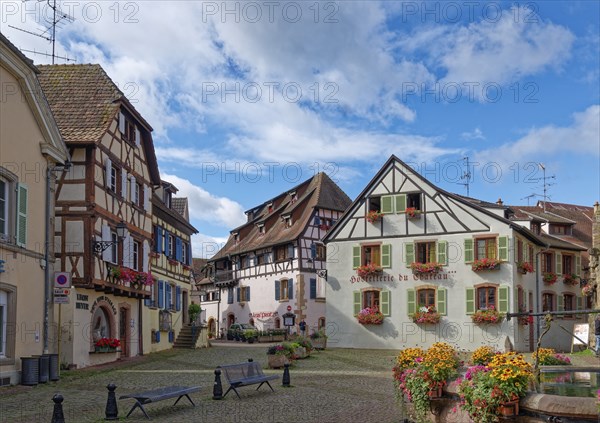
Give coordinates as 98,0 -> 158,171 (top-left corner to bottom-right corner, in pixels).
357,307 -> 384,325
543,272 -> 558,285
472,258 -> 501,271
563,274 -> 579,286
582,284 -> 595,297
405,207 -> 421,219
410,262 -> 443,274
366,210 -> 384,223
357,264 -> 382,279
411,306 -> 441,324
471,306 -> 504,324
517,261 -> 534,274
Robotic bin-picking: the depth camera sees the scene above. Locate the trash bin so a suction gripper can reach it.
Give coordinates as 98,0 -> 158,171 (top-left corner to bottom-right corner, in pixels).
20,357 -> 39,386
36,355 -> 49,383
48,353 -> 59,381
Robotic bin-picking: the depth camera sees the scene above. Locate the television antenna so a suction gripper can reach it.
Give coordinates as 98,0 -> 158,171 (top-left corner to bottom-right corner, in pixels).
530,163 -> 556,212
7,0 -> 75,64
520,194 -> 537,206
460,157 -> 472,197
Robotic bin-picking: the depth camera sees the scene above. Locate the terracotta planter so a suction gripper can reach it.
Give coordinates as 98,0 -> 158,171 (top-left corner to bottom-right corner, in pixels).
267,354 -> 289,369
428,386 -> 443,399
497,400 -> 519,417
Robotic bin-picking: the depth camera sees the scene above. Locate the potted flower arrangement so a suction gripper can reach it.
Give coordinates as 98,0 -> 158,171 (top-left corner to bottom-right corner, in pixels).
471,346 -> 499,365
532,348 -> 571,365
410,306 -> 441,324
94,337 -> 120,352
289,336 -> 313,356
309,330 -> 327,350
582,284 -> 596,297
357,307 -> 384,325
471,306 -> 504,324
471,258 -> 501,271
167,257 -> 179,266
266,343 -> 294,368
563,273 -> 579,286
366,210 -> 384,223
356,263 -> 382,279
405,207 -> 420,219
517,261 -> 533,274
459,352 -> 532,422
543,272 -> 558,284
517,306 -> 530,326
410,262 -> 443,275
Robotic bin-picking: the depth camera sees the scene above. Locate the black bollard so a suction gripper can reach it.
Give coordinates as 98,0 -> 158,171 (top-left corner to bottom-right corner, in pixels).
105,383 -> 118,420
282,363 -> 291,387
50,394 -> 65,423
212,368 -> 223,400
247,358 -> 255,377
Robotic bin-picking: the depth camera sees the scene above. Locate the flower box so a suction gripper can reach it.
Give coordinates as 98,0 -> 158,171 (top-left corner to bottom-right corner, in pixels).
471,258 -> 501,271
167,258 -> 179,266
497,400 -> 519,417
311,337 -> 327,350
582,284 -> 595,297
267,354 -> 289,369
356,264 -> 382,279
293,346 -> 307,359
563,274 -> 579,286
357,307 -> 384,325
517,261 -> 533,274
410,262 -> 443,275
411,306 -> 441,324
366,210 -> 383,223
471,307 -> 504,324
543,272 -> 558,285
95,337 -> 120,350
405,207 -> 421,219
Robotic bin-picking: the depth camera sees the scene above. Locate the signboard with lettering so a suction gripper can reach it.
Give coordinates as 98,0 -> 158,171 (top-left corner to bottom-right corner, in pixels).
573,323 -> 589,345
54,295 -> 70,304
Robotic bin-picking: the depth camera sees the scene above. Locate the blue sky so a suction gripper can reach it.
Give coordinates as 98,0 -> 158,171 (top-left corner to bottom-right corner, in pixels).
2,1 -> 599,257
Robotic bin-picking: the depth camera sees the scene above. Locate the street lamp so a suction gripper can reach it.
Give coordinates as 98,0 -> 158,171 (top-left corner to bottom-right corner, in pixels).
91,220 -> 127,254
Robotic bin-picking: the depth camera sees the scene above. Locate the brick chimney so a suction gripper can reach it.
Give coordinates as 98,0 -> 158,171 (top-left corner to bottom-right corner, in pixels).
496,198 -> 503,206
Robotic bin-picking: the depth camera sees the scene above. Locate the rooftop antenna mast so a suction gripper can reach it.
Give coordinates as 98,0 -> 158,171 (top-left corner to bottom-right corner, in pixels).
520,194 -> 536,206
460,157 -> 472,197
7,0 -> 75,64
532,163 -> 556,212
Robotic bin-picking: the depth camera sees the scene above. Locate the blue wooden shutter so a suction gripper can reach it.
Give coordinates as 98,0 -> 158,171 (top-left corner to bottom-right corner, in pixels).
288,245 -> 295,258
175,237 -> 183,261
227,287 -> 233,304
237,287 -> 241,302
247,286 -> 250,301
165,232 -> 170,257
158,281 -> 164,308
311,244 -> 317,259
154,227 -> 161,253
288,279 -> 294,300
309,278 -> 316,299
275,280 -> 280,300
176,286 -> 181,311
166,284 -> 172,309
186,243 -> 191,265
314,216 -> 321,225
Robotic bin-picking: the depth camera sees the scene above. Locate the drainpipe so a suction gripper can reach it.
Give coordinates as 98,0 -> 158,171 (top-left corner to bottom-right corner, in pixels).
534,243 -> 551,347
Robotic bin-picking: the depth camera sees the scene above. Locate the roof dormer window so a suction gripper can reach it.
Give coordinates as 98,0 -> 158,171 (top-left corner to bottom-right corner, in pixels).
267,202 -> 273,213
282,214 -> 292,228
232,231 -> 239,243
289,191 -> 297,204
164,190 -> 172,208
257,223 -> 265,235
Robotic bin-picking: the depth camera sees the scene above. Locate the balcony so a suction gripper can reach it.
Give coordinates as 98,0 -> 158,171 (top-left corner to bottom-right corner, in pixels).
213,270 -> 237,287
97,263 -> 152,299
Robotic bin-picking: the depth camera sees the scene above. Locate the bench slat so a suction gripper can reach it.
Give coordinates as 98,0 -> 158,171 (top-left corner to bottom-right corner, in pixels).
120,386 -> 201,402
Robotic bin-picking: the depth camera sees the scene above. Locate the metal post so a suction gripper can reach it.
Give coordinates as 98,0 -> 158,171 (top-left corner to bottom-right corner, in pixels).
282,363 -> 291,387
212,368 -> 223,400
43,166 -> 52,355
105,383 -> 118,420
57,304 -> 61,377
50,394 -> 65,423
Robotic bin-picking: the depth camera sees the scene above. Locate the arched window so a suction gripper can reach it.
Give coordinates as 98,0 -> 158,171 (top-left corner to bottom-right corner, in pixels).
274,317 -> 281,329
318,317 -> 326,330
92,306 -> 112,342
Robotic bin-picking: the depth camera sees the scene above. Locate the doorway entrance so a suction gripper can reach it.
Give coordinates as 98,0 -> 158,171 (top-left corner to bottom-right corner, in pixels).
119,307 -> 130,357
182,290 -> 189,324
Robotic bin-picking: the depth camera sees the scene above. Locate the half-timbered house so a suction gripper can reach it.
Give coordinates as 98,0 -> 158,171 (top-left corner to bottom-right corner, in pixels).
38,64 -> 161,368
0,35 -> 70,384
206,173 -> 351,336
324,156 -> 585,352
144,183 -> 198,351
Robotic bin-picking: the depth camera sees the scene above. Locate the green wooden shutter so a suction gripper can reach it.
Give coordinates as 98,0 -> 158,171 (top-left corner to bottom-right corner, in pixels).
16,184 -> 28,247
381,244 -> 391,268
437,240 -> 447,265
575,255 -> 581,276
405,243 -> 414,267
556,253 -> 562,275
466,288 -> 475,315
437,288 -> 447,315
498,286 -> 509,313
353,291 -> 362,316
576,296 -> 583,311
395,194 -> 407,213
498,236 -> 509,261
557,294 -> 564,317
523,289 -> 528,310
381,195 -> 393,214
407,289 -> 416,315
380,290 -> 391,316
352,246 -> 361,269
464,239 -> 474,263
513,287 -> 519,314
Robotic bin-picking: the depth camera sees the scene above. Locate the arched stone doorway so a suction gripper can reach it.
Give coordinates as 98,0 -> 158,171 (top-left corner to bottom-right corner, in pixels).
208,318 -> 216,338
227,313 -> 235,328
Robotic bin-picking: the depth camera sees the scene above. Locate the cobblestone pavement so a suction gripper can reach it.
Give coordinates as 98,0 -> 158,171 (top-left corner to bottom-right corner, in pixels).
0,345 -> 405,423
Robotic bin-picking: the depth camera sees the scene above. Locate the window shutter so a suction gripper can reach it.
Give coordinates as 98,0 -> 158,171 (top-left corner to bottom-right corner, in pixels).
101,224 -> 111,262
575,255 -> 581,276
407,288 -> 415,315
437,240 -> 447,265
143,185 -> 150,210
144,297 -> 152,307
135,127 -> 141,146
556,253 -> 562,275
381,195 -> 393,214
314,216 -> 321,225
123,233 -> 132,268
130,177 -> 136,203
464,239 -> 474,263
524,290 -> 528,310
176,286 -> 181,311
104,157 -> 112,189
154,227 -> 162,253
465,288 -> 475,315
381,244 -> 391,268
158,281 -> 164,308
175,237 -> 183,261
514,287 -> 520,314
142,240 -> 149,272
353,291 -> 361,316
164,232 -> 170,257
380,290 -> 391,316
247,286 -> 251,302
576,296 -> 583,311
237,287 -> 241,302
498,236 -> 509,261
121,171 -> 128,198
352,246 -> 361,269
288,245 -> 295,259
310,244 -> 316,259
309,278 -> 316,299
557,294 -> 564,317
523,243 -> 529,263
119,111 -> 126,133
166,284 -> 171,309
275,280 -> 280,301
437,288 -> 447,315
404,242 -> 414,267
498,286 -> 509,313
228,287 -> 233,304
395,194 -> 406,213
288,278 -> 294,300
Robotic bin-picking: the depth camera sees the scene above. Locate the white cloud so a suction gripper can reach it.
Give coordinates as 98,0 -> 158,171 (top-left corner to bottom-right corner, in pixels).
461,128 -> 485,141
191,233 -> 228,259
161,173 -> 246,228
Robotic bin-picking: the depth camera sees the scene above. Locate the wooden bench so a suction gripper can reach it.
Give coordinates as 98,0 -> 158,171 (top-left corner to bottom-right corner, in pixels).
220,360 -> 279,399
120,385 -> 201,419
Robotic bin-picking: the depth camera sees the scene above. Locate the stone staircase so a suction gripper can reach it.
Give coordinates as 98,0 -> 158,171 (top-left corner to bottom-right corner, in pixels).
173,324 -> 201,349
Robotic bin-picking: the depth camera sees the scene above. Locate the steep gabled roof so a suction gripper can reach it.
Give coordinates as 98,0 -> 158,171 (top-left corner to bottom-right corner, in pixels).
172,197 -> 189,220
210,172 -> 351,261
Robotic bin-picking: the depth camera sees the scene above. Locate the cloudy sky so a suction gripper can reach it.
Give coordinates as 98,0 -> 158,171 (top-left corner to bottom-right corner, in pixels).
2,1 -> 599,257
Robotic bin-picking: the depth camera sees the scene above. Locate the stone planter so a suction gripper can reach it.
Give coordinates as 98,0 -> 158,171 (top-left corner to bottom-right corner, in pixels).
267,354 -> 289,369
257,336 -> 271,343
272,335 -> 285,342
311,338 -> 327,350
293,347 -> 307,359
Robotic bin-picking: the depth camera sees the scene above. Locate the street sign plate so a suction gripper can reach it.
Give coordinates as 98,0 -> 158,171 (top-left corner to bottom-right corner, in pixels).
53,295 -> 70,304
54,288 -> 70,296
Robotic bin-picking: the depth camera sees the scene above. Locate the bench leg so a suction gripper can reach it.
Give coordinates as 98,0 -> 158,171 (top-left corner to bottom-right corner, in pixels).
223,385 -> 241,399
126,401 -> 150,420
265,381 -> 275,392
173,394 -> 196,407
256,381 -> 275,392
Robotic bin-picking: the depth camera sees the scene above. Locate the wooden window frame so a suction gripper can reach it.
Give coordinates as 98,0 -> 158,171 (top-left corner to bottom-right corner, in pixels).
132,240 -> 140,271
475,237 -> 497,260
542,292 -> 555,312
109,166 -> 118,193
361,244 -> 381,267
415,241 -> 436,264
562,254 -> 573,275
368,196 -> 381,212
475,284 -> 498,310
541,252 -> 553,273
316,244 -> 326,261
279,279 -> 290,301
406,192 -> 421,210
563,293 -> 574,317
362,288 -> 381,310
417,287 -> 436,308
240,286 -> 250,302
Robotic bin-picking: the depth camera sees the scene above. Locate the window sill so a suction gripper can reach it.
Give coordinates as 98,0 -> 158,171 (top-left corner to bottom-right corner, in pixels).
314,298 -> 326,303
278,299 -> 290,303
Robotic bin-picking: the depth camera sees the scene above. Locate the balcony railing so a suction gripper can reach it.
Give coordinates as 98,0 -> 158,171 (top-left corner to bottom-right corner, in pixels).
213,270 -> 237,286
